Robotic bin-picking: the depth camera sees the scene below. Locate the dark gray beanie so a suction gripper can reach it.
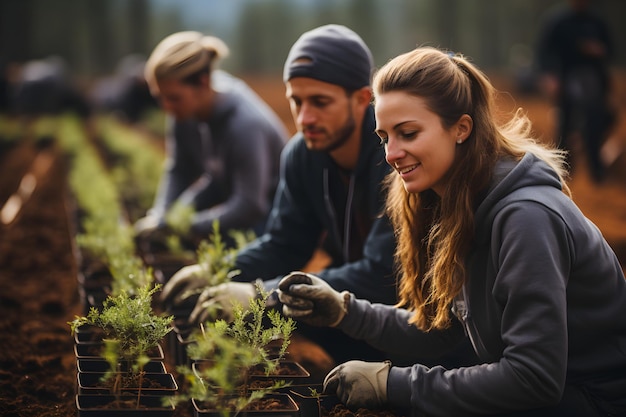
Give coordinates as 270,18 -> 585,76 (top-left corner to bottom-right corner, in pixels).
283,24 -> 373,90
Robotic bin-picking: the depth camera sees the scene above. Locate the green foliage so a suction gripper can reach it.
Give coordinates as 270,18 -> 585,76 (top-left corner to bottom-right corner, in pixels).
96,116 -> 164,223
195,220 -> 256,287
171,286 -> 296,417
69,283 -> 173,371
165,201 -> 195,236
162,201 -> 196,255
107,252 -> 154,294
308,387 -> 321,398
58,116 -> 150,296
70,283 -> 172,407
225,284 -> 296,375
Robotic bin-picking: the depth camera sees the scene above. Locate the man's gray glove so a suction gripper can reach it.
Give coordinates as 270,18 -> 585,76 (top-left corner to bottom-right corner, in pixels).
323,360 -> 391,409
133,214 -> 172,253
189,281 -> 258,324
160,264 -> 209,309
277,272 -> 349,327
134,214 -> 163,236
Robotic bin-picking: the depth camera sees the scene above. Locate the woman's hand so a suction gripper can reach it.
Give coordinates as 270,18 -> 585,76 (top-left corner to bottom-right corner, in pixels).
277,271 -> 349,327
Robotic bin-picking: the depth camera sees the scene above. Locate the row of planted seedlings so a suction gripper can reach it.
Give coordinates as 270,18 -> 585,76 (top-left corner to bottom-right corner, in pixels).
61,115 -> 326,416
93,115 -> 200,368
56,114 -> 178,415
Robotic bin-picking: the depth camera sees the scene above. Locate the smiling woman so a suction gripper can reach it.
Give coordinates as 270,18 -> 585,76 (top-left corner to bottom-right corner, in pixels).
374,91 -> 473,196
276,46 -> 626,416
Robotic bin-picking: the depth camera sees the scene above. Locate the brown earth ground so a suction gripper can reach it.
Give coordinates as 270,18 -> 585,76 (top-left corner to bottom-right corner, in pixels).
0,73 -> 625,416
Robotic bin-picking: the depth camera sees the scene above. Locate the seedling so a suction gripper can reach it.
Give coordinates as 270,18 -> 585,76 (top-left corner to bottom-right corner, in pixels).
308,387 -> 324,417
69,283 -> 173,407
171,286 -> 296,417
177,220 -> 256,307
196,220 -> 256,285
163,201 -> 196,255
225,284 -> 296,374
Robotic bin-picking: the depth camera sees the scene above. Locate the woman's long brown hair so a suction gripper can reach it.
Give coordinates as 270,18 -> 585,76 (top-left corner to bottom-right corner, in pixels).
374,47 -> 569,331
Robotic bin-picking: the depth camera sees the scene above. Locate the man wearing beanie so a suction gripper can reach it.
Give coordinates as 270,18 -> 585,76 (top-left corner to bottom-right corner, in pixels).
162,25 -> 475,371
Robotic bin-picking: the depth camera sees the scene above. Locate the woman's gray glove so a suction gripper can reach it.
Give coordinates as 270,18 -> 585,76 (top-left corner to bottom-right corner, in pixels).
277,272 -> 349,327
323,360 -> 391,409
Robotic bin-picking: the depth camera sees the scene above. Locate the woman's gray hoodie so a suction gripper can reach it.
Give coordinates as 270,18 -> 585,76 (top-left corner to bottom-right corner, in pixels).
339,152 -> 626,416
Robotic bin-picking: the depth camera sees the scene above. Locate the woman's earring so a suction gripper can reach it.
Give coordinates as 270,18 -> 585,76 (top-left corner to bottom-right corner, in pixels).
456,139 -> 463,144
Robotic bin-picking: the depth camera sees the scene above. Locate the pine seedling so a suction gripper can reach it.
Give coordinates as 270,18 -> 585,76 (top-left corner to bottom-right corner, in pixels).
308,387 -> 324,417
70,283 -> 172,407
225,284 -> 296,375
181,220 -> 256,303
164,201 -> 196,255
70,283 -> 173,369
171,287 -> 296,417
173,320 -> 284,417
195,220 -> 246,286
165,201 -> 195,235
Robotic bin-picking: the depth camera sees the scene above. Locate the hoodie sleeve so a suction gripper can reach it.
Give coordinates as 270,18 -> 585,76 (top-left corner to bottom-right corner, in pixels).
338,296 -> 466,357
149,118 -> 192,219
190,115 -> 284,234
383,201 -> 571,416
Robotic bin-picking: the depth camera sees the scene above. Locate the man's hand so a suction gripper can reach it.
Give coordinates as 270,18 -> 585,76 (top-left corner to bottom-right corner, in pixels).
189,281 -> 258,324
323,360 -> 391,409
134,214 -> 164,238
160,264 -> 208,309
277,272 -> 349,327
133,214 -> 173,253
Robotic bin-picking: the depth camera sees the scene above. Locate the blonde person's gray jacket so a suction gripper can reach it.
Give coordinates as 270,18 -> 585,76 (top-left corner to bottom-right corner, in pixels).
338,153 -> 626,416
150,70 -> 288,237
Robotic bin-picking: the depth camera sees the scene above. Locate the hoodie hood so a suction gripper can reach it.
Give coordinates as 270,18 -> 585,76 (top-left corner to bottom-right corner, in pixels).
474,152 -> 564,244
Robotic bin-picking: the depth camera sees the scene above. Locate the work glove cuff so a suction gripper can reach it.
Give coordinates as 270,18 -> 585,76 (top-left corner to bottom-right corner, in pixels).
377,360 -> 392,403
330,290 -> 351,327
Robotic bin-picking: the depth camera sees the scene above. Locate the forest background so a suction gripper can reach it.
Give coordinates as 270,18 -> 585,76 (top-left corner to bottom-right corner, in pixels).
2,0 -> 626,84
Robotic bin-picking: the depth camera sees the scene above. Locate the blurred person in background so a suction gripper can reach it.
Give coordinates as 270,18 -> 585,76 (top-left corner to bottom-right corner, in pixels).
536,0 -> 615,183
134,31 -> 288,250
90,54 -> 158,124
13,55 -> 92,120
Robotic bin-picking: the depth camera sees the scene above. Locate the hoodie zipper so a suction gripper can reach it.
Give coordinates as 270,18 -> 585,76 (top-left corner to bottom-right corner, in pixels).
453,284 -> 489,359
323,168 -> 356,263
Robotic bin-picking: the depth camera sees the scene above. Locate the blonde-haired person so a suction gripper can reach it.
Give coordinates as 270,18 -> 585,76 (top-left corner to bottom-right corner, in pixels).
135,31 -> 288,251
277,46 -> 626,416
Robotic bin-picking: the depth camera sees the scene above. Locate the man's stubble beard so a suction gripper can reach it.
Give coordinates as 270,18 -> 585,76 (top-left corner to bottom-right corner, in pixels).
313,103 -> 356,154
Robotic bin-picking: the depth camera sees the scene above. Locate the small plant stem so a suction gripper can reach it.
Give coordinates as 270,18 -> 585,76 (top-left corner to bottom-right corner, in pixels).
113,372 -> 121,401
136,371 -> 144,409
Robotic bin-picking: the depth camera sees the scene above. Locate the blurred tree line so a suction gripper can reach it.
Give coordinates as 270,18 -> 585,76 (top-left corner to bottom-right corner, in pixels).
1,0 -> 624,83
